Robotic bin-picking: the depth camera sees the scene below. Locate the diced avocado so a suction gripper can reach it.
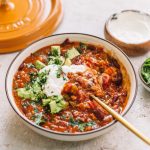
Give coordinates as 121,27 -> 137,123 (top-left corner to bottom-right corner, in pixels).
64,58 -> 72,66
49,101 -> 58,114
51,46 -> 61,56
42,98 -> 51,106
17,81 -> 45,101
51,95 -> 63,102
49,96 -> 68,114
35,60 -> 46,69
58,100 -> 69,109
55,106 -> 62,114
66,47 -> 80,59
17,88 -> 35,100
32,82 -> 41,93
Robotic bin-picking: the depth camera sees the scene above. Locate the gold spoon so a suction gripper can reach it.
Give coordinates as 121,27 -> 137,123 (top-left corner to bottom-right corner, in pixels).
91,95 -> 150,145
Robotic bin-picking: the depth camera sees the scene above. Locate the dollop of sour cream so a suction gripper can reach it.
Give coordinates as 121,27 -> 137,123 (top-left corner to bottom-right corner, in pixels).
108,11 -> 150,44
40,64 -> 86,97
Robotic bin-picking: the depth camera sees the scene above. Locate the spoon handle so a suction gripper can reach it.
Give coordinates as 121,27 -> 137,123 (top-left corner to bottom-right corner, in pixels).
91,95 -> 150,145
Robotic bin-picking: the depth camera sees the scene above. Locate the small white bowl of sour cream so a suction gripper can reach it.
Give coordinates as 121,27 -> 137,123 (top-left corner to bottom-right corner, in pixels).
105,10 -> 150,56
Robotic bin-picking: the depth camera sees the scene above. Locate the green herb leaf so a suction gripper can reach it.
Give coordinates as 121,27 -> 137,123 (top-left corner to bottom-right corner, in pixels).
56,66 -> 62,78
141,57 -> 150,85
48,56 -> 65,65
61,115 -> 67,119
76,42 -> 87,54
69,117 -> 78,126
34,113 -> 45,125
51,46 -> 61,56
34,108 -> 39,113
69,117 -> 95,132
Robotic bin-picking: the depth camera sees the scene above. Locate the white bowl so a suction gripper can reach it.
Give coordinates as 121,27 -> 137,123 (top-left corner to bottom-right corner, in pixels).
105,10 -> 150,56
5,33 -> 137,141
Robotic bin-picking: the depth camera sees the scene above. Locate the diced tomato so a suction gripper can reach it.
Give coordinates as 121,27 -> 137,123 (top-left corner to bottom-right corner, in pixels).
101,73 -> 110,89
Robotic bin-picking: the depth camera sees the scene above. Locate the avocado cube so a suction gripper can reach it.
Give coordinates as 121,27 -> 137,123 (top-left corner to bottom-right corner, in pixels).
35,60 -> 46,69
67,47 -> 80,59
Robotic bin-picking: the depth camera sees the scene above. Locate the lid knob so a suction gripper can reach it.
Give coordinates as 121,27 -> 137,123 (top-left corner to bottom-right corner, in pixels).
0,0 -> 8,5
0,0 -> 14,10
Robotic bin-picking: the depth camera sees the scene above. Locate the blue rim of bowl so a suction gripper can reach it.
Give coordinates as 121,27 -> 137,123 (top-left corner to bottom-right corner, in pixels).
5,33 -> 138,136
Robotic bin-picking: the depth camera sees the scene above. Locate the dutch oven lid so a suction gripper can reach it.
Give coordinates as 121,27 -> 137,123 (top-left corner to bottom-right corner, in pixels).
0,0 -> 63,53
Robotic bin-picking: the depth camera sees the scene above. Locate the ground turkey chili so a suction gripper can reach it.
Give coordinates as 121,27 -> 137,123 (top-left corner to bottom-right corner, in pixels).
13,39 -> 130,133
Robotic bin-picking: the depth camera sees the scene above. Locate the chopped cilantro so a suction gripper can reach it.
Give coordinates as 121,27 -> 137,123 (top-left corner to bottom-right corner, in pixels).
69,117 -> 95,132
48,46 -> 65,65
56,66 -> 62,78
51,46 -> 61,56
34,108 -> 39,113
69,117 -> 78,126
22,102 -> 29,107
48,56 -> 64,65
65,52 -> 69,58
38,69 -> 50,85
29,72 -> 37,76
76,42 -> 87,54
54,57 -> 63,65
141,58 -> 150,85
61,115 -> 67,119
63,76 -> 67,81
34,113 -> 45,125
80,42 -> 87,50
52,49 -> 59,56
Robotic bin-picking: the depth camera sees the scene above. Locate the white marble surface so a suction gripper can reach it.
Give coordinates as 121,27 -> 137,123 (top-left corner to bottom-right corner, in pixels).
0,0 -> 150,149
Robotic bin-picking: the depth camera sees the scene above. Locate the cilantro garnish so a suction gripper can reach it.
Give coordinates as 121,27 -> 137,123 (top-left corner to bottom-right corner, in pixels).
34,113 -> 45,125
69,117 -> 96,131
56,66 -> 62,78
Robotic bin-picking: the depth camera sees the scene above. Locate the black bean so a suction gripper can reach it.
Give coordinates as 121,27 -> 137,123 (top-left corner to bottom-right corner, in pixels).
112,71 -> 122,86
87,45 -> 96,51
93,108 -> 105,120
61,39 -> 72,47
18,63 -> 25,71
112,94 -> 119,102
108,56 -> 120,69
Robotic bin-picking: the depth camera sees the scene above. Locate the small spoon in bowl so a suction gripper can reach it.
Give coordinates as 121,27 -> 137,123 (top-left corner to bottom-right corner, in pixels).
91,95 -> 150,145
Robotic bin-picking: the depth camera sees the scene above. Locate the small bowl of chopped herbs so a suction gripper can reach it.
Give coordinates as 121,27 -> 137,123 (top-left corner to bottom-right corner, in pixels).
139,58 -> 150,92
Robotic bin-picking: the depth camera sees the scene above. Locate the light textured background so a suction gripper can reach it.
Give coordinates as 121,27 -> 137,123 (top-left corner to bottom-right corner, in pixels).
0,0 -> 150,149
